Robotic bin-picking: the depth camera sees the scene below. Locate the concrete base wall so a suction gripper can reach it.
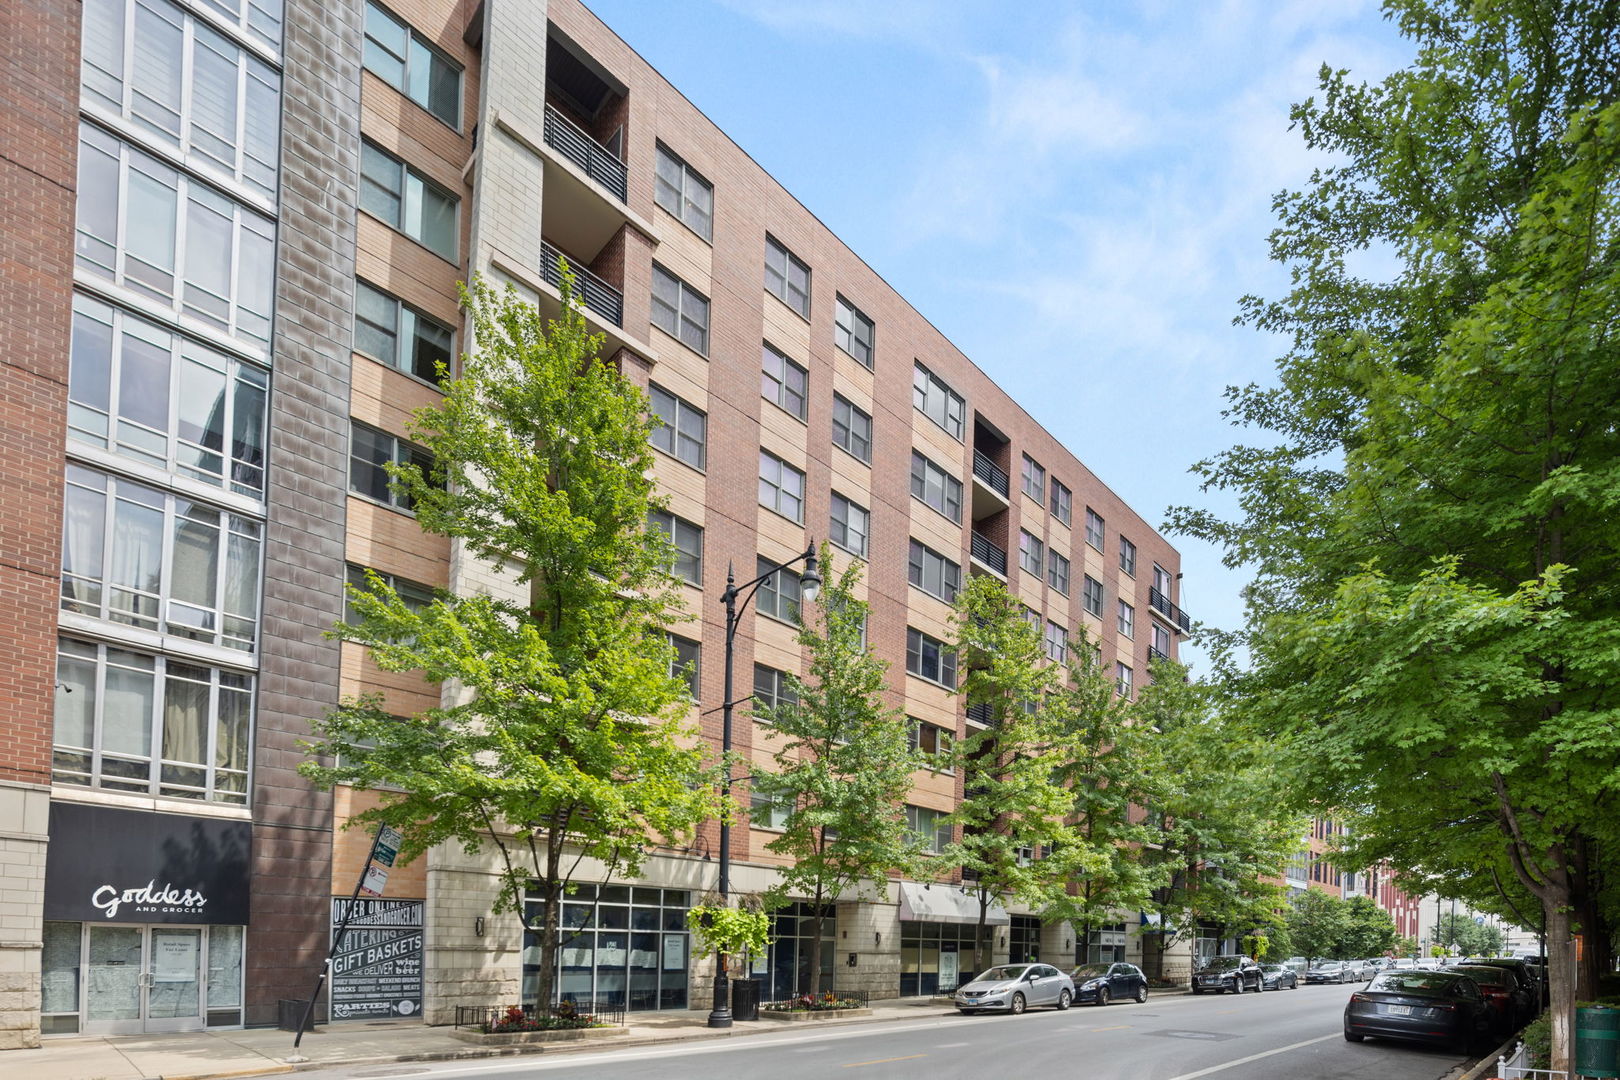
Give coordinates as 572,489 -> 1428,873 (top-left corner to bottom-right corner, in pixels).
0,783 -> 49,1050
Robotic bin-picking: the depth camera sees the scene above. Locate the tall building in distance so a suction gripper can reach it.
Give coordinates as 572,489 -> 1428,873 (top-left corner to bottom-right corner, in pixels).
0,0 -> 1189,1046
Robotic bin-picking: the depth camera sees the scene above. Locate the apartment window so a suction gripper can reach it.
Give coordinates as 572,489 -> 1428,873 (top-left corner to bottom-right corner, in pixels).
354,280 -> 454,384
908,719 -> 954,772
750,788 -> 793,831
905,804 -> 952,854
909,452 -> 962,524
364,1 -> 462,127
359,139 -> 458,261
61,465 -> 262,652
1019,530 -> 1044,578
908,540 -> 961,604
1021,454 -> 1045,502
1048,551 -> 1070,595
1119,536 -> 1137,577
648,509 -> 703,585
832,394 -> 872,464
834,295 -> 874,369
1153,564 -> 1174,597
1118,600 -> 1135,639
1050,479 -> 1072,526
906,627 -> 956,688
649,384 -> 706,470
763,235 -> 810,317
79,0 -> 283,198
68,295 -> 269,499
1084,508 -> 1105,552
669,633 -> 701,698
350,420 -> 434,510
344,564 -> 433,625
913,362 -> 964,440
830,493 -> 870,558
1151,623 -> 1172,658
756,557 -> 804,623
1082,575 -> 1104,618
761,343 -> 808,420
651,264 -> 709,354
752,664 -> 798,712
76,124 -> 276,345
1044,622 -> 1068,664
1116,662 -> 1133,697
654,144 -> 713,241
54,638 -> 252,802
758,452 -> 806,523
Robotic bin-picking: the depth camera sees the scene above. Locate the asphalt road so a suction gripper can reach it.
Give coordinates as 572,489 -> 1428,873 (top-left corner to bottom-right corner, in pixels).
304,983 -> 1474,1080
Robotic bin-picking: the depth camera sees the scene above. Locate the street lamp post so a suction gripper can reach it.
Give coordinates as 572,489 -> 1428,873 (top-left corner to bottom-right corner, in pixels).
706,542 -> 820,1029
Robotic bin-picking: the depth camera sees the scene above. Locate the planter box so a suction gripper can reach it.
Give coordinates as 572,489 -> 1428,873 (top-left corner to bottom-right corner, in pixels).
449,1025 -> 628,1046
760,1008 -> 873,1022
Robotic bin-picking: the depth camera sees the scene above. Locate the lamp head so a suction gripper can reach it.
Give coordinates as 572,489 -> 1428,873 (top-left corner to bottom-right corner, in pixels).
800,542 -> 822,604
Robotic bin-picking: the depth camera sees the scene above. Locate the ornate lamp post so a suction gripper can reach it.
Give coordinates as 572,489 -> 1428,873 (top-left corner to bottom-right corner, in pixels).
706,542 -> 820,1028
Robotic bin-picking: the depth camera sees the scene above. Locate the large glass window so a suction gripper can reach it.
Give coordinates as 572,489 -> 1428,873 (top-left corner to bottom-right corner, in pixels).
834,295 -> 874,368
668,633 -> 700,698
344,564 -> 434,625
364,1 -> 461,128
755,558 -> 803,623
1048,550 -> 1070,596
829,493 -> 869,558
1044,621 -> 1068,664
760,342 -> 807,420
1021,454 -> 1045,502
648,385 -> 706,469
650,264 -> 709,354
749,787 -> 793,831
1050,479 -> 1072,526
901,920 -> 978,996
68,295 -> 268,498
752,664 -> 798,713
832,394 -> 872,464
908,540 -> 960,603
76,124 -> 276,346
1019,530 -> 1044,578
904,804 -> 952,853
909,452 -> 962,523
648,509 -> 703,586
1119,536 -> 1138,576
763,235 -> 810,317
654,144 -> 713,241
758,452 -> 805,523
349,420 -> 434,511
906,628 -> 955,688
1118,600 -> 1135,639
359,139 -> 459,261
913,362 -> 964,440
353,280 -> 454,384
80,0 -> 282,199
1083,574 -> 1105,618
1085,508 -> 1106,552
523,883 -> 692,1011
54,638 -> 252,802
62,465 -> 261,652
908,718 -> 953,771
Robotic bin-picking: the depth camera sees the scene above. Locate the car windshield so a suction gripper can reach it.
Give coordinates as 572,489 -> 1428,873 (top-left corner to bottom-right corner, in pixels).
1072,964 -> 1110,979
1261,965 -> 1285,973
1313,962 -> 1342,969
976,966 -> 1029,982
1369,972 -> 1457,993
1202,957 -> 1242,971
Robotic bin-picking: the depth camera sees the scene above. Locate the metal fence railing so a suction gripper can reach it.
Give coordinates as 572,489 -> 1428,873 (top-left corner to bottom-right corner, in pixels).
539,240 -> 624,327
970,531 -> 1007,575
454,998 -> 627,1031
972,450 -> 1009,499
761,988 -> 870,1011
543,104 -> 628,202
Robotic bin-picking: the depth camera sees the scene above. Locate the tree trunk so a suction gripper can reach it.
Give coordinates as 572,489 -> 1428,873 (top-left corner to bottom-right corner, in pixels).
807,888 -> 825,997
1546,901 -> 1575,1076
530,826 -> 566,1013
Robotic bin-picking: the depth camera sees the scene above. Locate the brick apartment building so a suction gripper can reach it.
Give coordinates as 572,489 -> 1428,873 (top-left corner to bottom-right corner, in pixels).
0,0 -> 1190,1046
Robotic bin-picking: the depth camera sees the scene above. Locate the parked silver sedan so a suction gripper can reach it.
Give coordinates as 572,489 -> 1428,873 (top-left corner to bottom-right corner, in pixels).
954,963 -> 1075,1015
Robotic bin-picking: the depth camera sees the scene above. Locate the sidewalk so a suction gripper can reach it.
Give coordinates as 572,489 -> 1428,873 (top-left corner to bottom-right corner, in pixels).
4,999 -> 957,1080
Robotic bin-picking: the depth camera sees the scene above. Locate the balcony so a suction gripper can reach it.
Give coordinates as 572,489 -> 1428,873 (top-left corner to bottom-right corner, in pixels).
1148,643 -> 1169,662
541,241 -> 623,327
969,531 -> 1007,577
543,104 -> 627,202
1149,587 -> 1192,634
965,702 -> 996,726
970,449 -> 1010,521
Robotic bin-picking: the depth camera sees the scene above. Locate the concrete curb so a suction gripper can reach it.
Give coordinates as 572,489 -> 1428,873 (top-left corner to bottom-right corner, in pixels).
1455,1034 -> 1527,1080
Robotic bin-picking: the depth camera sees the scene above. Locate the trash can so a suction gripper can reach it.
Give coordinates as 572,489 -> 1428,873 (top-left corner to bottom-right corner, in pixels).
730,978 -> 761,1021
277,998 -> 320,1032
1577,1006 -> 1620,1079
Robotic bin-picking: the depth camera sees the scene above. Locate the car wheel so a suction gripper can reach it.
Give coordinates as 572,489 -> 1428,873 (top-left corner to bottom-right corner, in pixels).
1097,987 -> 1110,1007
1192,987 -> 1204,995
1255,977 -> 1265,992
1233,979 -> 1243,995
1135,984 -> 1148,1004
959,1009 -> 978,1016
1056,989 -> 1072,1011
1344,1031 -> 1364,1043
1009,993 -> 1026,1016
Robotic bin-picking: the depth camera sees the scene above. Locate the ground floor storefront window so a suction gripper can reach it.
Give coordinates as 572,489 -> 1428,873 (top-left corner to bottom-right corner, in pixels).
749,902 -> 834,1000
900,921 -> 986,996
1084,923 -> 1127,964
522,884 -> 690,1011
41,921 -> 244,1035
1009,915 -> 1041,963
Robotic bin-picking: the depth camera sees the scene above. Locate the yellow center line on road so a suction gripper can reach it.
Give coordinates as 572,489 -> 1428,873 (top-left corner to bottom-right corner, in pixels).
843,1053 -> 928,1068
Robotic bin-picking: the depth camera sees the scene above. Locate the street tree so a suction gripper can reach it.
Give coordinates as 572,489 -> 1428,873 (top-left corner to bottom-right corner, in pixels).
1437,912 -> 1507,958
947,576 -> 1105,973
1339,895 -> 1400,959
301,277 -> 716,1011
1288,890 -> 1349,965
748,547 -> 924,995
1170,1 -> 1620,1068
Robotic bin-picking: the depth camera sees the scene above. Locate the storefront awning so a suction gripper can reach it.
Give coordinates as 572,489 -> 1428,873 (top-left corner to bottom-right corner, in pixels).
897,882 -> 1010,926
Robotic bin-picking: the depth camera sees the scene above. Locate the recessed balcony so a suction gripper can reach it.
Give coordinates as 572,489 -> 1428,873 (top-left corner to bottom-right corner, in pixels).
1149,586 -> 1192,634
971,449 -> 1010,521
540,240 -> 622,327
969,531 -> 1007,578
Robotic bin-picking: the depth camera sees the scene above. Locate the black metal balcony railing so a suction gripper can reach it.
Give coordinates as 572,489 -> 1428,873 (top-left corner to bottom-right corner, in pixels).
1149,586 -> 1192,634
970,531 -> 1007,576
543,103 -> 628,203
541,241 -> 624,327
972,449 -> 1009,499
1148,644 -> 1169,662
965,702 -> 995,725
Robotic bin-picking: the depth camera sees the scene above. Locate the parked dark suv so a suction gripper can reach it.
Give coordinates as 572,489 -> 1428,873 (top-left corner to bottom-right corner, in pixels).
1192,955 -> 1265,994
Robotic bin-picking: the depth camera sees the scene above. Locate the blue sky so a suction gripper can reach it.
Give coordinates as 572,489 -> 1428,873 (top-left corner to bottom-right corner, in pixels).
588,0 -> 1414,673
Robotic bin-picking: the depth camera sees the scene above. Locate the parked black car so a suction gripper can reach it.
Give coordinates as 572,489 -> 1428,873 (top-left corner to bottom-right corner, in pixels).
1261,963 -> 1300,990
1192,955 -> 1265,994
1070,962 -> 1149,1006
1452,964 -> 1534,1034
1343,969 -> 1493,1051
1462,958 -> 1543,1012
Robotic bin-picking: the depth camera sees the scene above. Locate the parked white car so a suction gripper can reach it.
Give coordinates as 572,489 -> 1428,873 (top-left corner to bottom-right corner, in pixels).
954,963 -> 1075,1015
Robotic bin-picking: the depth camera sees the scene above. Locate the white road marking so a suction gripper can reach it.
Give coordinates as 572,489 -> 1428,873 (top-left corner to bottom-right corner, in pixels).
1160,1032 -> 1340,1080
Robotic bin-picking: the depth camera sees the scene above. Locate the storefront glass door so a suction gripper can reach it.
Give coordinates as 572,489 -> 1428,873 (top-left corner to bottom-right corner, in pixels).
83,925 -> 204,1034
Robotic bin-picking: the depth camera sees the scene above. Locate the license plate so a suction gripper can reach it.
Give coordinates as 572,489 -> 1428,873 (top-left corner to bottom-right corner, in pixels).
1385,1004 -> 1412,1016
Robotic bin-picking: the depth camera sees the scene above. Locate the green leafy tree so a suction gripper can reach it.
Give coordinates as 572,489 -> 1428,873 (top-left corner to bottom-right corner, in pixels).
301,277 -> 716,1011
1288,890 -> 1349,965
947,576 -> 1105,973
749,548 -> 925,995
1170,2 -> 1620,1068
1437,912 -> 1507,957
1339,895 -> 1400,959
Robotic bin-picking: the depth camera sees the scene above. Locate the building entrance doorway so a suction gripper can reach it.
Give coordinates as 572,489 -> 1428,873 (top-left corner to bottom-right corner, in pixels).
82,924 -> 205,1035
